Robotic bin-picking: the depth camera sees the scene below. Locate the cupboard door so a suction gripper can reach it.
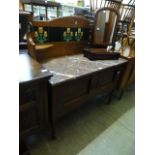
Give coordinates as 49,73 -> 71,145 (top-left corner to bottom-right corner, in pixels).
19,82 -> 48,139
20,105 -> 39,135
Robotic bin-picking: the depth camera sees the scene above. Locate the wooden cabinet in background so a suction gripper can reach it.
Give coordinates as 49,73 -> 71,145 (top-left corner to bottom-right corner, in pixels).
21,0 -> 61,20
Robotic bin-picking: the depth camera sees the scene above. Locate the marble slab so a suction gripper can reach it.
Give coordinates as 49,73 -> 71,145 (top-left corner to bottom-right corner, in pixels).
43,54 -> 127,86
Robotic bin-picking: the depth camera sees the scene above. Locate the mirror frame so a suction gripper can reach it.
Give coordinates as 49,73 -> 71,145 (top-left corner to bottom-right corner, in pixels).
93,7 -> 119,47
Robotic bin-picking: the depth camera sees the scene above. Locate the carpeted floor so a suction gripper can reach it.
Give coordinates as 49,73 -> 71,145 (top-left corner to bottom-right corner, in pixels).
27,85 -> 135,155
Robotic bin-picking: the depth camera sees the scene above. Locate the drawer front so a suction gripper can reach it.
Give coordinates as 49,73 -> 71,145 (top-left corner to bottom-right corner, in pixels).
53,77 -> 90,103
19,106 -> 40,133
90,67 -> 115,90
90,65 -> 125,93
52,77 -> 90,119
97,68 -> 115,87
19,85 -> 39,105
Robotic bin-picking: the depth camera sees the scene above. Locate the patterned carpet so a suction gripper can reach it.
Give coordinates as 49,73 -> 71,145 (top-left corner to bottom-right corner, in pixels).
27,85 -> 135,155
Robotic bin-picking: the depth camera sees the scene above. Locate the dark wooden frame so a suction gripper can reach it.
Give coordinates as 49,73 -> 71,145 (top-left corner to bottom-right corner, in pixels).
118,56 -> 135,99
19,53 -> 52,154
101,0 -> 122,10
27,16 -> 91,62
48,60 -> 127,121
93,7 -> 119,47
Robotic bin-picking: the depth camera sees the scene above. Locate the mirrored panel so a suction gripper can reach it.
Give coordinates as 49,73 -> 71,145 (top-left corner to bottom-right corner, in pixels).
93,8 -> 118,46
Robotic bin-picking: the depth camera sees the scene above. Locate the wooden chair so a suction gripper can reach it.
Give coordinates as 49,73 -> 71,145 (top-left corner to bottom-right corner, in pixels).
115,0 -> 135,98
100,0 -> 122,10
114,0 -> 135,57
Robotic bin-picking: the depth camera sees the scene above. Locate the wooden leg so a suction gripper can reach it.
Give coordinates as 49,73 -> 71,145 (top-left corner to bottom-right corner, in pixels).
106,90 -> 114,105
50,119 -> 56,140
48,84 -> 56,140
118,90 -> 124,100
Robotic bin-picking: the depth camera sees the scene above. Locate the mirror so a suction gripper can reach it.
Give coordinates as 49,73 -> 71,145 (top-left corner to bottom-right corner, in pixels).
93,8 -> 118,47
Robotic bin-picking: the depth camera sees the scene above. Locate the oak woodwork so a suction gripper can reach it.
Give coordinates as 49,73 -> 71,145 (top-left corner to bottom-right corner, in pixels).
93,7 -> 119,47
27,16 -> 91,62
19,53 -> 52,141
118,56 -> 135,98
46,59 -> 127,121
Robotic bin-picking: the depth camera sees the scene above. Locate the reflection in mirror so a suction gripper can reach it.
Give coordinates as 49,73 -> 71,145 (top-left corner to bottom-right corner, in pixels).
93,8 -> 118,46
